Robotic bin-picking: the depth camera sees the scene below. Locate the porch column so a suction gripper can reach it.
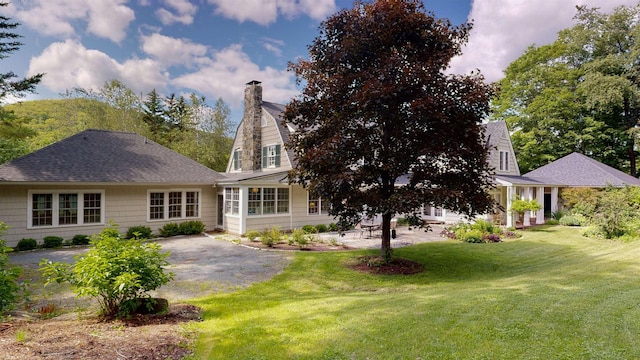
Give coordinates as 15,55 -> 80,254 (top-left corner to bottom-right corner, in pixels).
536,187 -> 545,224
551,187 -> 559,213
506,186 -> 515,228
523,187 -> 532,227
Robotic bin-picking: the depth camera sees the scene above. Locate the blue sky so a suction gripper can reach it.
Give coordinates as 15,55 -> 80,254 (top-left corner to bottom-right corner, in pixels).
2,0 -> 638,125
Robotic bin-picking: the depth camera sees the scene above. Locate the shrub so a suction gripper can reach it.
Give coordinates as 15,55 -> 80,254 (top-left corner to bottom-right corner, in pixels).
179,220 -> 205,235
126,226 -> 153,240
40,224 -> 174,318
291,228 -> 308,248
72,234 -> 91,246
245,230 -> 261,242
559,215 -> 582,226
483,233 -> 502,243
545,219 -> 560,225
315,224 -> 328,233
42,236 -> 63,249
0,222 -> 21,313
329,223 -> 338,232
302,225 -> 317,234
16,238 -> 38,252
261,226 -> 282,247
159,223 -> 180,237
471,219 -> 499,235
396,217 -> 409,226
460,229 -> 484,243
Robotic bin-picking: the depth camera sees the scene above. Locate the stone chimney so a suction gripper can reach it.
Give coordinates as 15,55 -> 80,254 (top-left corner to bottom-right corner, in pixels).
241,80 -> 263,171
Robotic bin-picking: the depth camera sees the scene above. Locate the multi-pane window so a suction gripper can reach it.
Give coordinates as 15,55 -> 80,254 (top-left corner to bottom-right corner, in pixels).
225,188 -> 240,215
185,191 -> 199,218
262,145 -> 281,168
149,192 -> 165,220
32,193 -> 53,226
499,151 -> 509,171
83,193 -> 102,224
148,190 -> 201,221
308,192 -> 329,215
434,207 -> 443,217
29,191 -> 104,228
58,193 -> 78,225
246,187 -> 289,216
248,188 -> 262,215
232,149 -> 242,170
168,191 -> 182,219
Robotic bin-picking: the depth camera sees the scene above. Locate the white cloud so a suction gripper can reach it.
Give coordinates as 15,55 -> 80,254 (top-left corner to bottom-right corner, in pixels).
172,44 -> 298,107
207,0 -> 336,25
27,40 -> 168,95
156,0 -> 198,25
9,0 -> 134,43
262,37 -> 285,57
450,0 -> 639,83
140,33 -> 208,67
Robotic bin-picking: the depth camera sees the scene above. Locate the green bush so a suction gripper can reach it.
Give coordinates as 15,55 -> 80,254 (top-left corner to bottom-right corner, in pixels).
302,225 -> 317,234
461,229 -> 484,243
40,223 -> 174,318
315,224 -> 328,233
471,219 -> 499,235
545,219 -> 560,225
261,226 -> 282,247
126,226 -> 153,240
0,222 -> 21,313
72,234 -> 91,246
16,238 -> 38,251
245,230 -> 261,241
159,223 -> 180,237
559,215 -> 582,226
329,223 -> 338,232
42,236 -> 63,249
179,220 -> 205,235
291,228 -> 309,248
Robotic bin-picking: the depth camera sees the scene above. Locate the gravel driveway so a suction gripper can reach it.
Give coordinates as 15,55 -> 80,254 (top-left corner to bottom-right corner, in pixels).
9,234 -> 293,302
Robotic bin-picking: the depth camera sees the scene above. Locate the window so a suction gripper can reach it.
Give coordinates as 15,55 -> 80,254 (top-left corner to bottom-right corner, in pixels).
232,149 -> 242,170
434,207 -> 443,217
225,188 -> 240,215
262,144 -> 281,168
308,192 -> 329,215
247,187 -> 289,216
148,190 -> 201,221
29,191 -> 104,228
500,151 -> 509,171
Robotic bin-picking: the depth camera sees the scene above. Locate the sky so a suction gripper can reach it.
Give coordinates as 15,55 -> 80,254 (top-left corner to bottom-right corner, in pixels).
2,0 -> 639,125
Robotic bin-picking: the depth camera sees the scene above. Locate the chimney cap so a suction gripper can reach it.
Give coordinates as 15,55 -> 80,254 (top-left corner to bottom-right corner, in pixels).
246,80 -> 262,86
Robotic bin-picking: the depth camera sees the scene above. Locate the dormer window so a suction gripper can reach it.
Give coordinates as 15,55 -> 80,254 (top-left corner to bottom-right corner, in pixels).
262,144 -> 281,168
500,151 -> 509,171
232,149 -> 242,171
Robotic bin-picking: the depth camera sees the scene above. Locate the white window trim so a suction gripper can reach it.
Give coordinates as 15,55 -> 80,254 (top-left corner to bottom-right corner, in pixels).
246,187 -> 290,216
224,187 -> 240,217
27,190 -> 105,229
500,151 -> 509,171
307,192 -> 329,216
147,189 -> 202,222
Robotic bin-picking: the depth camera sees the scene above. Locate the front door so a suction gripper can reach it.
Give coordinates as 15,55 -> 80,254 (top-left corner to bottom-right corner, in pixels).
217,194 -> 224,227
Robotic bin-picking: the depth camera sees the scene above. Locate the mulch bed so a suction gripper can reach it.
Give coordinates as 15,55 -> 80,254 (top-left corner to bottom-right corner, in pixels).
347,256 -> 425,275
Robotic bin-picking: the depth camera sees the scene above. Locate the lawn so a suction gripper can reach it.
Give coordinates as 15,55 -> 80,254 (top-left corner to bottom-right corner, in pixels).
191,225 -> 640,359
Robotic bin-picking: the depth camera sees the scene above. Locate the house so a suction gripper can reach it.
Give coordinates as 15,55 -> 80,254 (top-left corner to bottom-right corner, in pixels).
3,80 -> 639,246
0,129 -> 221,247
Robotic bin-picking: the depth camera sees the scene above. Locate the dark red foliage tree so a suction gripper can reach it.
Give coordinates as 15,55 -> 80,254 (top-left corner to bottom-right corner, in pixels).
284,0 -> 495,261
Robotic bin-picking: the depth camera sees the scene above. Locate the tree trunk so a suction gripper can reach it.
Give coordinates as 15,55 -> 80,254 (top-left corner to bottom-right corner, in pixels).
380,212 -> 393,262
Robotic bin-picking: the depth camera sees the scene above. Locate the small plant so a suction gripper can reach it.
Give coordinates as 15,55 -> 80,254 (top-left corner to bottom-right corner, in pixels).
291,228 -> 308,248
126,226 -> 153,240
15,329 -> 27,342
179,220 -> 205,235
315,224 -> 328,233
460,229 -> 484,243
545,219 -> 560,225
302,225 -> 317,234
329,223 -> 338,232
245,230 -> 261,242
16,238 -> 38,252
0,222 -> 21,314
483,233 -> 502,243
261,226 -> 283,247
159,223 -> 181,237
38,303 -> 58,319
72,234 -> 91,246
559,215 -> 582,226
63,239 -> 73,246
42,236 -> 63,248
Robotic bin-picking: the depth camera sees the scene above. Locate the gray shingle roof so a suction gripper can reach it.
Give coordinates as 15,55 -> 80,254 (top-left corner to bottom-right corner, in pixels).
524,152 -> 640,187
262,101 -> 297,167
483,120 -> 505,149
0,129 -> 221,184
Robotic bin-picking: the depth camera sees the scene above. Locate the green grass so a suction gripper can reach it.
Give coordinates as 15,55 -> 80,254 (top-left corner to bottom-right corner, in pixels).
191,225 -> 640,359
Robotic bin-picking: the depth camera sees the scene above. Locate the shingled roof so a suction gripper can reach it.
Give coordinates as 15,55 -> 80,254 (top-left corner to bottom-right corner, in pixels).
0,129 -> 221,184
524,152 -> 640,187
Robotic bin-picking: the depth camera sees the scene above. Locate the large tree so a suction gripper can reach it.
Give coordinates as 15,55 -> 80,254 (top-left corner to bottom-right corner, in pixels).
493,4 -> 640,175
284,0 -> 495,260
